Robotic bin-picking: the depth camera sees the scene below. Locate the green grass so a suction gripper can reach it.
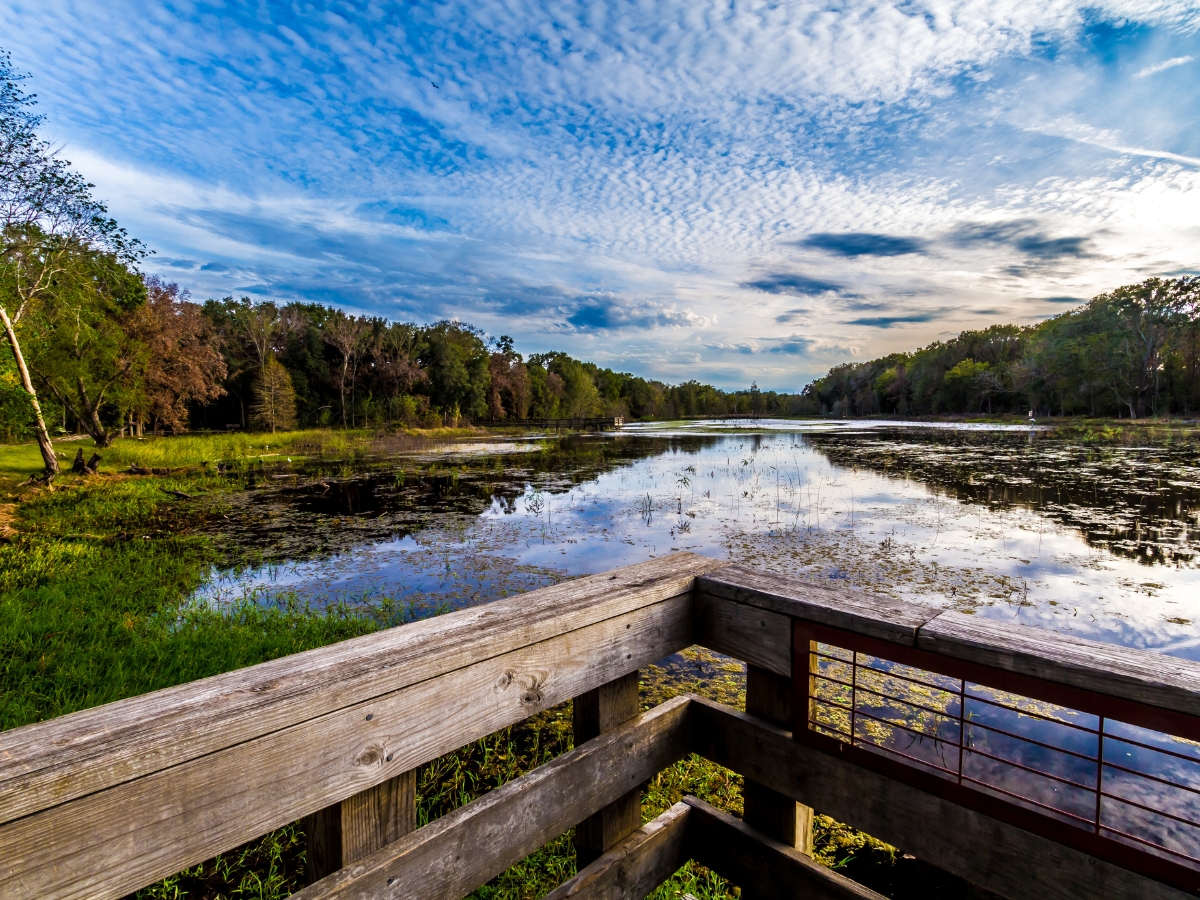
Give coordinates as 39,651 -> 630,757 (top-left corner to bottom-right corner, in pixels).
0,426 -> 490,489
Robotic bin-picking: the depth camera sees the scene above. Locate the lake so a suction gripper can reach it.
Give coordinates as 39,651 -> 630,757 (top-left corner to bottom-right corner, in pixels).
194,419 -> 1200,660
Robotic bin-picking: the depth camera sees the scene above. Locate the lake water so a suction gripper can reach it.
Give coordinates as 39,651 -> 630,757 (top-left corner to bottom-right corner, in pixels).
195,419 -> 1200,660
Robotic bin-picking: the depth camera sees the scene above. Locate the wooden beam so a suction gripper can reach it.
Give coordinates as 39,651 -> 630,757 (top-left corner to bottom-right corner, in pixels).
0,595 -> 695,900
291,697 -> 692,900
684,796 -> 885,899
543,801 -> 691,900
694,591 -> 791,677
917,611 -> 1200,722
303,771 -> 417,882
574,671 -> 642,867
697,566 -> 941,646
742,666 -> 813,856
688,695 -> 1191,900
0,553 -> 723,827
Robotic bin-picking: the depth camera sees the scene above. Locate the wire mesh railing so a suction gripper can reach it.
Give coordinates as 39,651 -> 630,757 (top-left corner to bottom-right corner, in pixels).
794,622 -> 1200,894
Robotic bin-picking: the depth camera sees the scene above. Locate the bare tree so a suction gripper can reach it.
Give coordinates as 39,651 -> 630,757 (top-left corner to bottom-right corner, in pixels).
232,300 -> 279,372
323,312 -> 369,427
1,52 -> 143,479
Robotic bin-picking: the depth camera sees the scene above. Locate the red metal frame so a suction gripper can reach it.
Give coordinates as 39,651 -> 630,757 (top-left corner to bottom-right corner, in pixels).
793,620 -> 1200,895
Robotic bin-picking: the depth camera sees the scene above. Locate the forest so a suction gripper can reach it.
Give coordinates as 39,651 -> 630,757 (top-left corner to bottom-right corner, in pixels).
803,276 -> 1200,419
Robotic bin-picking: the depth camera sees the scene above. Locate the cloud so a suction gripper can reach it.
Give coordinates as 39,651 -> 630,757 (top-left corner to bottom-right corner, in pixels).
1134,56 -> 1194,78
844,310 -> 952,328
946,220 -> 1093,259
565,300 -> 707,331
1040,295 -> 1084,304
768,338 -> 818,355
742,273 -> 848,296
797,233 -> 929,257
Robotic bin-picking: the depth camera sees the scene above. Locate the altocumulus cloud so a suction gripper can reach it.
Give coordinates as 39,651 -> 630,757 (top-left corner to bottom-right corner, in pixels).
2,0 -> 1199,388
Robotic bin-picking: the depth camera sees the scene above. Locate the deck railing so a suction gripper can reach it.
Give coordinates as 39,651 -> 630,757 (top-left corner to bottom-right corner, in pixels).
1,553 -> 1197,899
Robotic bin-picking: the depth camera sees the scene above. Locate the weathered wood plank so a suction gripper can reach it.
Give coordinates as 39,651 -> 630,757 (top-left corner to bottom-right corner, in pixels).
685,795 -> 885,899
543,801 -> 691,900
0,553 -> 722,826
918,611 -> 1200,720
292,697 -> 692,900
688,695 -> 1191,900
574,671 -> 642,867
0,596 -> 695,900
698,565 -> 940,646
303,770 -> 418,882
742,666 -> 813,856
694,591 -> 791,677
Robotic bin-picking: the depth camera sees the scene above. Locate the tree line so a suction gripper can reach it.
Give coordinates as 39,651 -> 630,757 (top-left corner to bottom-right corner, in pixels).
803,277 -> 1200,419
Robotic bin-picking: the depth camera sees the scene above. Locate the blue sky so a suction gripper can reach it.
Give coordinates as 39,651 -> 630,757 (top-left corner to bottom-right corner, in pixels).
5,1 -> 1199,389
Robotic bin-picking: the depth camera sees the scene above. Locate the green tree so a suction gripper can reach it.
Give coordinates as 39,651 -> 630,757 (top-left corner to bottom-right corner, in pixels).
251,357 -> 297,433
1,52 -> 143,476
25,245 -> 147,446
419,320 -> 490,418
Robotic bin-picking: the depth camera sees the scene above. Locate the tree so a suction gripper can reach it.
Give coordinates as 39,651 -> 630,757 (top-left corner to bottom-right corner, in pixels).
0,52 -> 143,477
251,357 -> 296,433
127,277 -> 226,434
419,320 -> 490,419
323,311 -> 369,427
25,245 -> 146,447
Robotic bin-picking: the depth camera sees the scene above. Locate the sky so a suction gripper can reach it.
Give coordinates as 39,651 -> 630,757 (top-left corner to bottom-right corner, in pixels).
3,1 -> 1200,390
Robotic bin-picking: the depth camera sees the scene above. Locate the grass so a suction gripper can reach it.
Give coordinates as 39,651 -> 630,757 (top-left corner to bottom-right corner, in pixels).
0,426 -> 488,489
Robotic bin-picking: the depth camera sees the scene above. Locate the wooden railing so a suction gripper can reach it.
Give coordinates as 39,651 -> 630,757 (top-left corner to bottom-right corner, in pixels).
1,553 -> 1197,899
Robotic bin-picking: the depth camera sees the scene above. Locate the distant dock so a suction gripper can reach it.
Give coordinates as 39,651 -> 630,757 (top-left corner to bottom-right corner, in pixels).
480,416 -> 623,431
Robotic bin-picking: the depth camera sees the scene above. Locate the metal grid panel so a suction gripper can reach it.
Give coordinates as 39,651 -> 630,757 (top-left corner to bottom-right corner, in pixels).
793,621 -> 1200,894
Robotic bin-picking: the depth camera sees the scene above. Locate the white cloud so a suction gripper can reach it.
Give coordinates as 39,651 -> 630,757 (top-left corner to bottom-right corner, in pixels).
1134,55 -> 1195,77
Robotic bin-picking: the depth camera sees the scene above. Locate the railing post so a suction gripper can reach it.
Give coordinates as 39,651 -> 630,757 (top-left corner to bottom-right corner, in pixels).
744,664 -> 814,854
573,670 -> 642,867
303,770 -> 417,882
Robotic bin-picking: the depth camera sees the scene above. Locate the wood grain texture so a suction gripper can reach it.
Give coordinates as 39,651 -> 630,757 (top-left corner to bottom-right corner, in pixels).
292,697 -> 693,900
688,696 -> 1191,900
685,796 -> 885,900
698,566 -> 941,646
917,611 -> 1200,719
743,666 -> 813,857
694,592 -> 791,677
0,596 -> 695,900
303,771 -> 418,882
574,671 -> 643,867
543,802 -> 691,900
0,553 -> 723,827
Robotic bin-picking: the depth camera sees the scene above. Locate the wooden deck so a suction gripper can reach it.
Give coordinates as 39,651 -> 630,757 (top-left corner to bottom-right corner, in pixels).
1,553 -> 1197,899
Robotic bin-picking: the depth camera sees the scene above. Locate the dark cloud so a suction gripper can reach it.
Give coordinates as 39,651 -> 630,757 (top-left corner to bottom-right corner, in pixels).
566,299 -> 697,330
1041,295 -> 1084,304
947,220 -> 1092,259
797,232 -> 928,257
742,273 -> 847,296
844,310 -> 949,328
200,261 -> 230,272
768,338 -> 817,355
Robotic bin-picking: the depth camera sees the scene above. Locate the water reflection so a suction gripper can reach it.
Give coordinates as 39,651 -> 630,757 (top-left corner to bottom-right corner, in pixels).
193,421 -> 1200,659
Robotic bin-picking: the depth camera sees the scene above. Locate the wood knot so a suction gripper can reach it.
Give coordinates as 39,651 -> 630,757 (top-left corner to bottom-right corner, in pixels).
353,744 -> 385,766
494,669 -> 548,708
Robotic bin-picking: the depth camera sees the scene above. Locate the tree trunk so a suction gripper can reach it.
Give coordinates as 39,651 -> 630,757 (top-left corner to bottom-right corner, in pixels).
0,306 -> 59,481
76,377 -> 111,447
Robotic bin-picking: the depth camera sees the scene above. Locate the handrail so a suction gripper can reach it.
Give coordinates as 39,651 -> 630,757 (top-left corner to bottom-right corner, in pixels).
0,555 -> 1196,899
